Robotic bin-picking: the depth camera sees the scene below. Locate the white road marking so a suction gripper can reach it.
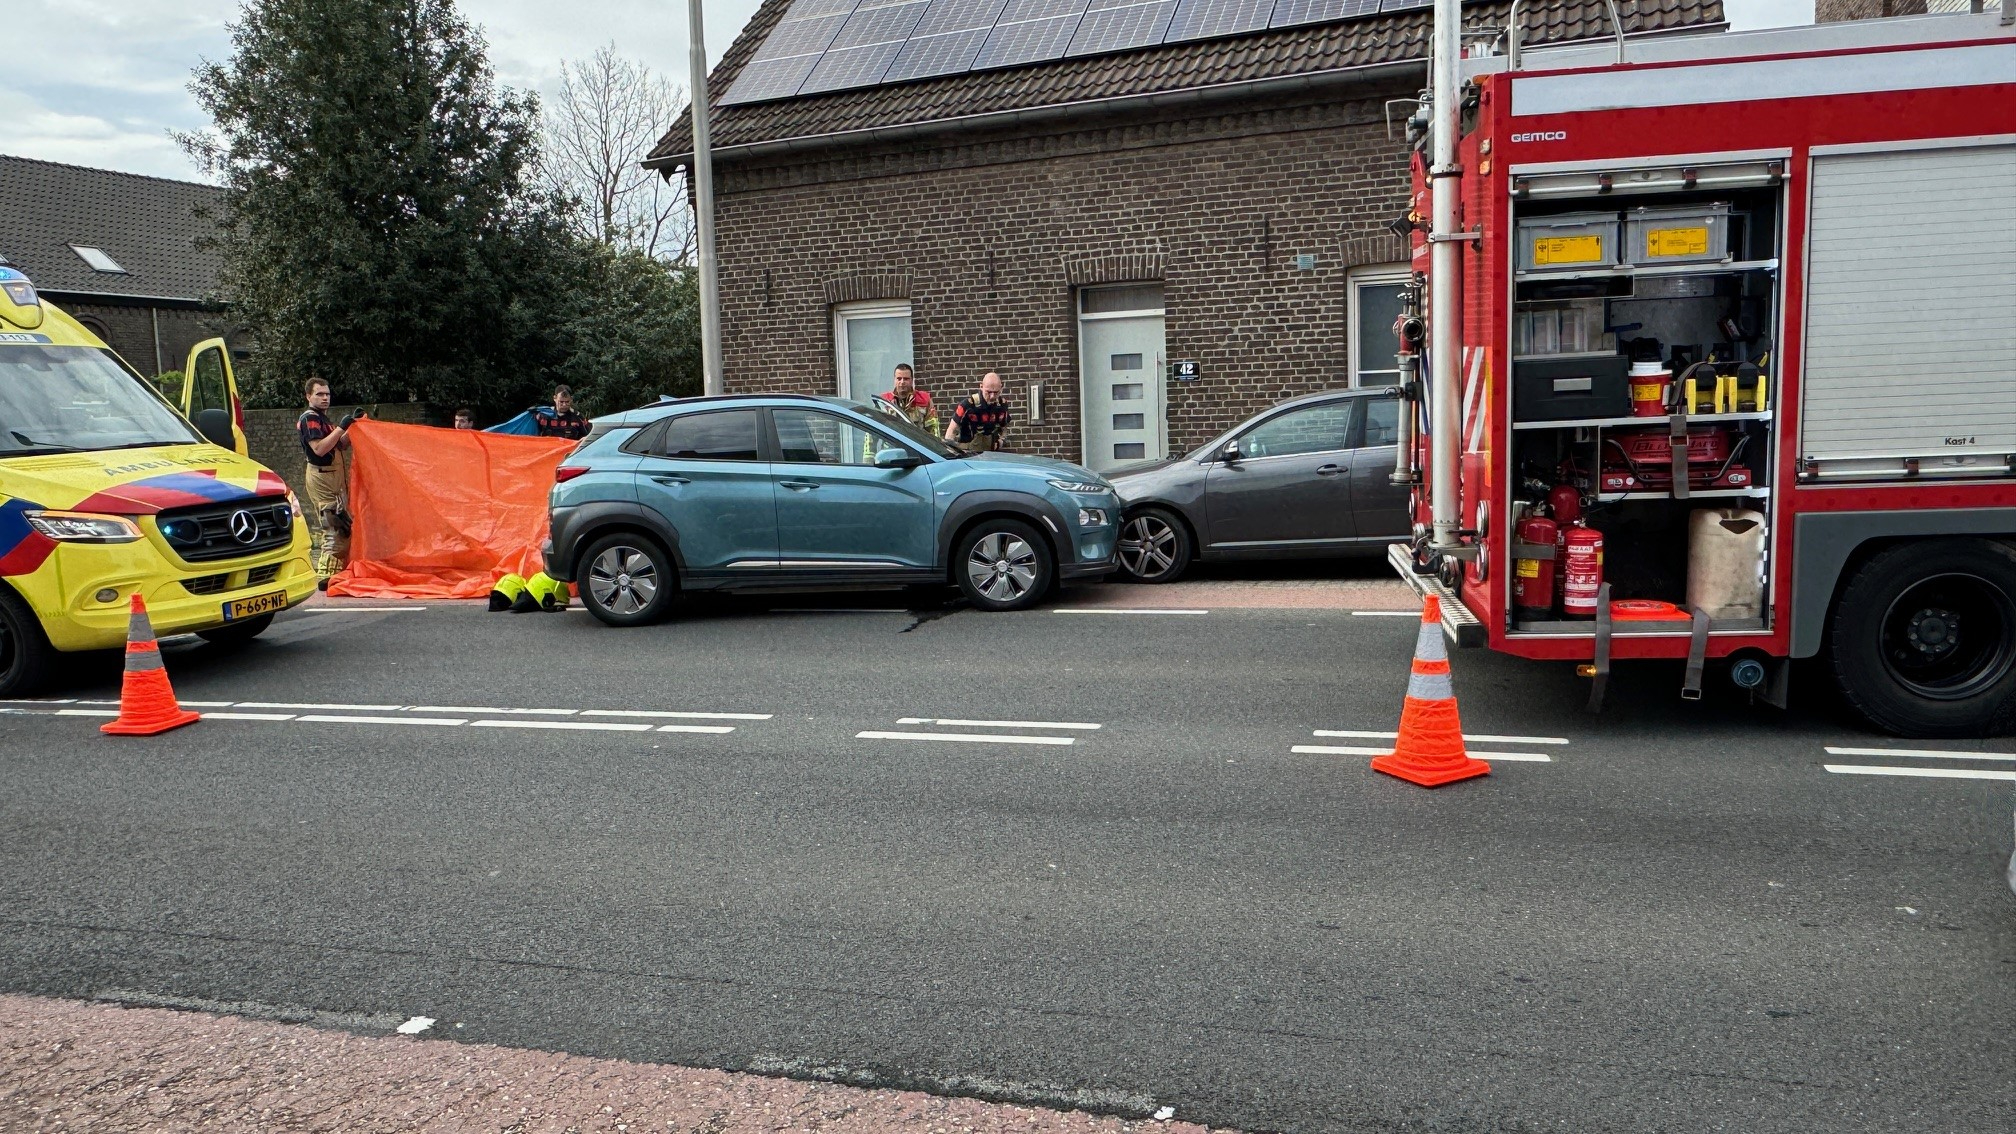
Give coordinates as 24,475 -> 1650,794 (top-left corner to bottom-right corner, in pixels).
180,700 -> 238,707
1823,746 -> 2016,762
781,607 -> 905,614
580,709 -> 774,720
203,712 -> 297,721
298,606 -> 426,613
1293,744 -> 1552,762
1350,610 -> 1420,617
1315,729 -> 1570,745
237,701 -> 405,711
469,719 -> 654,733
0,698 -> 74,704
296,714 -> 467,726
657,724 -> 737,734
410,706 -> 579,715
897,717 -> 1101,730
1054,608 -> 1209,615
858,730 -> 1076,746
1824,764 -> 2016,782
395,1016 -> 436,1034
55,709 -> 118,718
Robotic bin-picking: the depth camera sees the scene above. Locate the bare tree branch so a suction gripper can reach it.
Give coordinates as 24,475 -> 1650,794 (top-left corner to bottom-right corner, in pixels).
539,44 -> 693,263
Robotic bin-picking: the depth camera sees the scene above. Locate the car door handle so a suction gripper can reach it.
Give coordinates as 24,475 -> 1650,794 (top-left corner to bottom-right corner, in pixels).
1315,464 -> 1344,476
649,474 -> 690,486
779,480 -> 820,491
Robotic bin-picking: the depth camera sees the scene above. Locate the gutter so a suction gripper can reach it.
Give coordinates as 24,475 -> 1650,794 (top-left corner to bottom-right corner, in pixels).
641,25 -> 1725,170
37,289 -> 212,310
643,57 -> 1427,169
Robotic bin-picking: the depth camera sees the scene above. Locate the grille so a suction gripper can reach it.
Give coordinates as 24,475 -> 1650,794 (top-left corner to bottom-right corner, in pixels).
181,574 -> 230,595
247,564 -> 281,585
156,498 -> 294,564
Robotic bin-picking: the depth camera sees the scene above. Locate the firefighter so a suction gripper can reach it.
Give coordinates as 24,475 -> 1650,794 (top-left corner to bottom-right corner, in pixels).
297,377 -> 364,587
875,364 -> 938,433
945,371 -> 1011,452
533,385 -> 589,440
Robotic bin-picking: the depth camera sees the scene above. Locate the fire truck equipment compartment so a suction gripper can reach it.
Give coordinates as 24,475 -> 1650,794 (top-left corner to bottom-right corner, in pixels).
1516,212 -> 1620,272
1624,203 -> 1733,266
1513,355 -> 1630,422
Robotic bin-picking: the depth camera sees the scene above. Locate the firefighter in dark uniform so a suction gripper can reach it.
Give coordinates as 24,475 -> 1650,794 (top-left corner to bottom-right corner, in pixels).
297,377 -> 363,587
534,385 -> 589,440
945,371 -> 1012,452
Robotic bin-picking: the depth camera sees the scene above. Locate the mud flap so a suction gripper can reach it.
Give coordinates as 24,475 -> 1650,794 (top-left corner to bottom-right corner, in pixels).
1585,582 -> 1613,714
1681,606 -> 1711,700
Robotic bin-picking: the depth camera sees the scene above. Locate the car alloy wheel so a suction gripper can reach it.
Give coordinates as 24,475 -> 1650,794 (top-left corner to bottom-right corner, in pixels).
588,545 -> 661,616
966,532 -> 1040,604
1114,506 -> 1191,584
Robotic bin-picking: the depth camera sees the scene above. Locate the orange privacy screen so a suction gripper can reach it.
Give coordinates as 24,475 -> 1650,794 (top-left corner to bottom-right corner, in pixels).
326,420 -> 575,599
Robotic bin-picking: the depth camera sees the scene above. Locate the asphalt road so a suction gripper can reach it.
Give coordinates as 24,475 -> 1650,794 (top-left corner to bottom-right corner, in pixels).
2,588 -> 2012,1133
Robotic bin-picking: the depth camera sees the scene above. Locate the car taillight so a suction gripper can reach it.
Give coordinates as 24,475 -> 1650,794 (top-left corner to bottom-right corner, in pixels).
555,466 -> 589,483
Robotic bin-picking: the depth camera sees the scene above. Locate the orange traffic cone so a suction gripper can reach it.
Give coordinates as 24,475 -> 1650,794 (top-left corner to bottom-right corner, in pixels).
1370,595 -> 1489,787
100,595 -> 201,737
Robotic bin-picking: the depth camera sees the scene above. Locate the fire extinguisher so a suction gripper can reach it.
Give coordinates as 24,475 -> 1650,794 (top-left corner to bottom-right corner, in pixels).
1562,521 -> 1604,619
1547,483 -> 1582,609
1513,510 -> 1558,619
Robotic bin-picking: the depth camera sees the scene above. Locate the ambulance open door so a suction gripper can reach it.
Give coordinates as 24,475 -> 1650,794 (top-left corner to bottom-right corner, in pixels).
182,338 -> 248,455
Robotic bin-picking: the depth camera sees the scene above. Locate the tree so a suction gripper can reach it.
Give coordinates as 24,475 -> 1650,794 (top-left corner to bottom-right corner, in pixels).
182,0 -> 562,414
533,246 -> 702,414
540,45 -> 693,263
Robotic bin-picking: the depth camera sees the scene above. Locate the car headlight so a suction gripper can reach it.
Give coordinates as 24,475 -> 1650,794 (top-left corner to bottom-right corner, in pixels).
1076,507 -> 1109,528
25,510 -> 142,544
1049,479 -> 1110,494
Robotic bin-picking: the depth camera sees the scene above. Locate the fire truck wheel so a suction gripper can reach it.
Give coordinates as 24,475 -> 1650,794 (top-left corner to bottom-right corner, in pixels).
1116,508 -> 1192,584
1829,538 -> 2016,738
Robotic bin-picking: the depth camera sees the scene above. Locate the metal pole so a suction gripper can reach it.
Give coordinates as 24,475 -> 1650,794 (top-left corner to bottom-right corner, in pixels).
687,0 -> 725,396
1427,0 -> 1462,551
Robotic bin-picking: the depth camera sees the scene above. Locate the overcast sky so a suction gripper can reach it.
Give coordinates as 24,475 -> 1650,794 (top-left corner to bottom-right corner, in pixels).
6,0 -> 1812,183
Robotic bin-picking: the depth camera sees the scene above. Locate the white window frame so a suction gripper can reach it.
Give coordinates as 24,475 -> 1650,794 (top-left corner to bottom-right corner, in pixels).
833,300 -> 913,401
1347,264 -> 1410,388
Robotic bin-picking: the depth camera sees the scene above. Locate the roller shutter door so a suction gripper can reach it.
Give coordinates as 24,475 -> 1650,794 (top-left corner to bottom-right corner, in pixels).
1800,143 -> 2016,471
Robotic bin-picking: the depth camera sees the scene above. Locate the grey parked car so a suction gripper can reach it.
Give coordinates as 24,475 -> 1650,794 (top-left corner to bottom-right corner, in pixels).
1107,388 -> 1411,583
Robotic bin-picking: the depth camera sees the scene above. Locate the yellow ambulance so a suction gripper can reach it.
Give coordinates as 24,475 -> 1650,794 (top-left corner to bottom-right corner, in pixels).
0,265 -> 314,695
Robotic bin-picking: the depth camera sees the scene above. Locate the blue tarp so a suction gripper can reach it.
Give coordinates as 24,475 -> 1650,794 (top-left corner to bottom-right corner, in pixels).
485,407 -> 550,435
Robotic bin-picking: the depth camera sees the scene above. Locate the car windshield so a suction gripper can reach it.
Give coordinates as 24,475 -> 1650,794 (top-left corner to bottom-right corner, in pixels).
0,345 -> 200,457
834,396 -> 967,458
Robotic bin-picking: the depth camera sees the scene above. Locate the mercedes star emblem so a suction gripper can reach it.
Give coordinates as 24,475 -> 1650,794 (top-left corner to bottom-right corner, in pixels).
228,509 -> 260,543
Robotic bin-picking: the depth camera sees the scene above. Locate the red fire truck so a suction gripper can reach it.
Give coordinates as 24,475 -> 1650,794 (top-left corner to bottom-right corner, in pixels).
1389,8 -> 2016,737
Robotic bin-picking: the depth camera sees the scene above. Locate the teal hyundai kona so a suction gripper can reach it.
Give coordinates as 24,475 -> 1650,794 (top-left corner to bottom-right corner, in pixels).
543,394 -> 1120,625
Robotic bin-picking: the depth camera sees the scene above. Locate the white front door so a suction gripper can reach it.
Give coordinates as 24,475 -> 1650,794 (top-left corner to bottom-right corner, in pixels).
1079,313 -> 1166,472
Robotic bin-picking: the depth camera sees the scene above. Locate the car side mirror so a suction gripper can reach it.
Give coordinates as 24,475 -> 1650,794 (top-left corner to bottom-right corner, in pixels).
1220,440 -> 1242,464
194,407 -> 234,449
874,448 -> 921,469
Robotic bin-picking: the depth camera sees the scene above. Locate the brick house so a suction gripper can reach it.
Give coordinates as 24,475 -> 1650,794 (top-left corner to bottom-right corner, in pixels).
648,0 -> 1723,472
0,154 -> 235,379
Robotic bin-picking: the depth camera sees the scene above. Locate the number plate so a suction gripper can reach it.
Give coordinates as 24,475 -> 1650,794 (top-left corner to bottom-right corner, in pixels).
223,590 -> 288,621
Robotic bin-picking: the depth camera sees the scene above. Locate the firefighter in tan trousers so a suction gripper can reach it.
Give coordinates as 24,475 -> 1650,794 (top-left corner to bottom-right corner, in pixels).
296,377 -> 365,589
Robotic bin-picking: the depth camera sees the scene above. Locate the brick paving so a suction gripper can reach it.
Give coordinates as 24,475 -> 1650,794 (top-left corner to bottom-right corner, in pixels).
0,994 -> 1229,1134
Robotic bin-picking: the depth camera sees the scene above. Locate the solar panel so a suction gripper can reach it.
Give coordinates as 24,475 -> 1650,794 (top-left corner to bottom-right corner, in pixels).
1067,0 -> 1175,56
973,10 -> 1086,69
1163,0 -> 1274,41
909,0 -> 1011,36
1269,0 -> 1380,28
722,53 -> 826,103
883,26 -> 993,80
801,40 -> 909,91
829,0 -> 932,48
722,0 -> 1399,104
